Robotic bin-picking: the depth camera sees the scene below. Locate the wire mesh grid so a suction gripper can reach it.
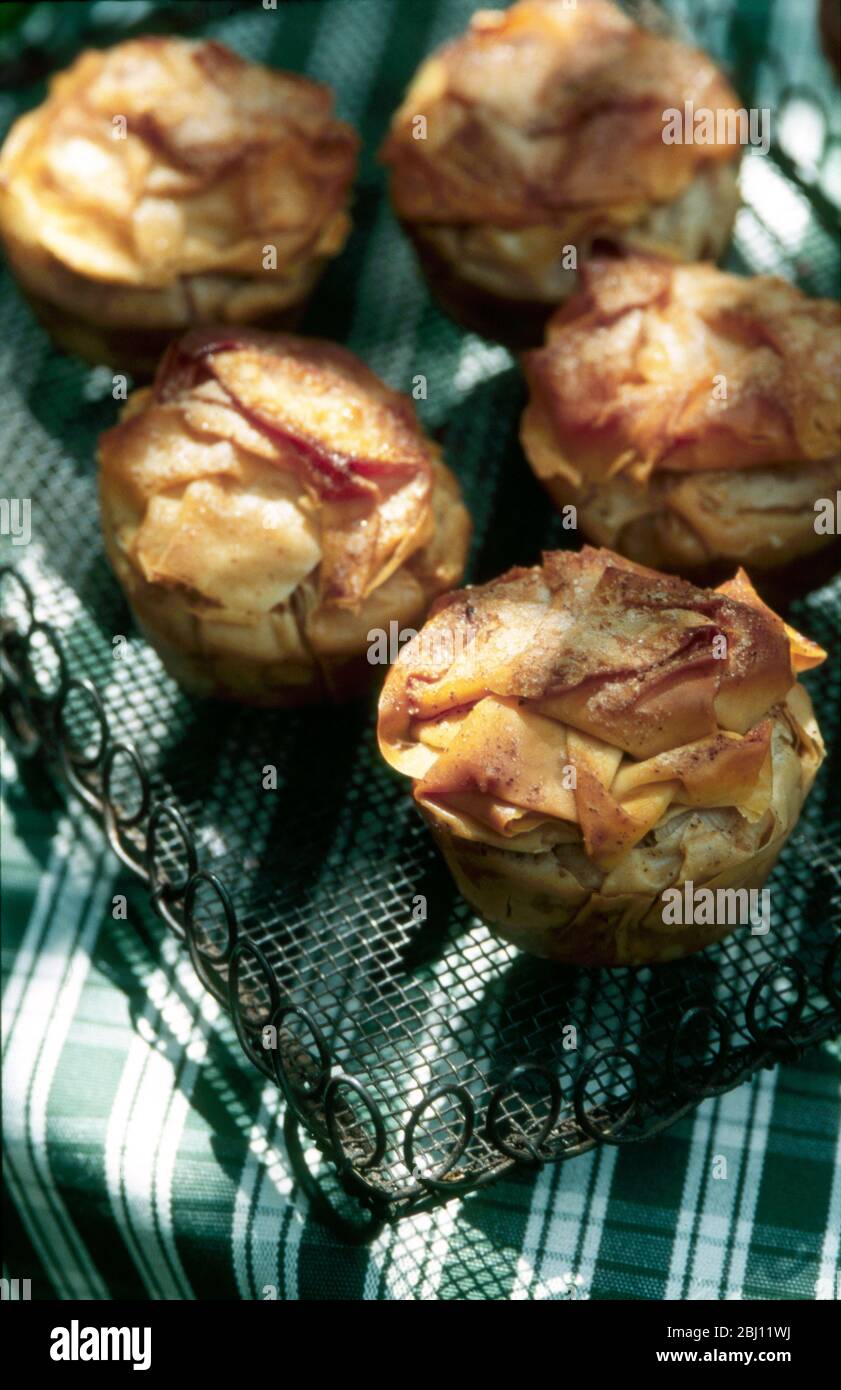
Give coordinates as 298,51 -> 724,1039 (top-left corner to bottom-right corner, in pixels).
1,0 -> 840,1232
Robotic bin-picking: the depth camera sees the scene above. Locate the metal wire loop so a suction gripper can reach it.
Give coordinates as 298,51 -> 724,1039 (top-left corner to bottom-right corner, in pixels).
56,677 -> 110,814
184,869 -> 237,960
573,1047 -> 643,1144
403,1083 -> 475,1189
19,619 -> 68,710
745,957 -> 809,1050
485,1064 -> 562,1163
102,739 -> 151,830
101,740 -> 152,882
56,676 -> 109,772
282,1110 -> 385,1245
269,1002 -> 331,1104
183,871 -> 237,1004
665,1004 -> 732,1097
0,565 -> 36,643
146,800 -> 198,902
228,936 -> 281,1079
324,1074 -> 387,1175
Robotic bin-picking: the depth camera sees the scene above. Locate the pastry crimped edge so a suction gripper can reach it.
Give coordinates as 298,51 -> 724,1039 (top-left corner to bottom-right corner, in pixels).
98,328 -> 471,706
377,547 -> 826,966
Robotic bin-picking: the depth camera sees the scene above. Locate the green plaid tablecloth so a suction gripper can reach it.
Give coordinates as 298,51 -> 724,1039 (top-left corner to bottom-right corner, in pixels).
2,0 -> 840,1302
3,761 -> 839,1301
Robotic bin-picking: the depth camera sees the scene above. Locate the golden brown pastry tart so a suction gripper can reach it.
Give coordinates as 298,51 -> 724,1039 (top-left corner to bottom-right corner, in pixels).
377,547 -> 826,966
98,327 -> 471,705
0,37 -> 359,374
380,0 -> 742,347
521,258 -> 841,599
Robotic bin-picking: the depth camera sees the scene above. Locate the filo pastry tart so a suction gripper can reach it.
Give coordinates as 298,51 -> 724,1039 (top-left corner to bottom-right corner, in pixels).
0,37 -> 358,374
380,0 -> 742,347
377,547 -> 826,966
522,258 -> 841,597
98,328 -> 471,705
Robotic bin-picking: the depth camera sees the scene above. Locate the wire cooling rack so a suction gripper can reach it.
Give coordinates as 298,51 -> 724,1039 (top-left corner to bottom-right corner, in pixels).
1,0 -> 839,1239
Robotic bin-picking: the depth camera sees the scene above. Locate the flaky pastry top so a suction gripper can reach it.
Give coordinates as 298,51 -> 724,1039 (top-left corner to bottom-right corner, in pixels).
378,547 -> 825,867
381,0 -> 741,228
0,37 -> 358,285
523,258 -> 841,483
99,328 -> 441,614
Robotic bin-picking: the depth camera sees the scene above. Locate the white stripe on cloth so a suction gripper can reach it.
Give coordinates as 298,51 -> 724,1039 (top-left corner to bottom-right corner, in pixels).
231,1083 -> 301,1302
365,1200 -> 460,1301
717,1071 -> 777,1300
510,1145 -> 618,1300
663,1094 -> 716,1300
2,811 -> 112,1299
665,1070 -> 777,1300
815,1102 -> 841,1300
104,934 -> 215,1301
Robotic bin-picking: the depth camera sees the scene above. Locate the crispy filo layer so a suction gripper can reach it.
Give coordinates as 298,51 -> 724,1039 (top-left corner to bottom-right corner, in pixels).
99,328 -> 471,704
0,37 -> 359,350
521,258 -> 841,576
381,0 -> 742,313
378,547 -> 826,964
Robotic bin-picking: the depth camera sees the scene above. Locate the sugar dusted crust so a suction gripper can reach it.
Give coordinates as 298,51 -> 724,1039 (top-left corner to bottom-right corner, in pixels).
377,547 -> 826,965
98,328 -> 471,705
